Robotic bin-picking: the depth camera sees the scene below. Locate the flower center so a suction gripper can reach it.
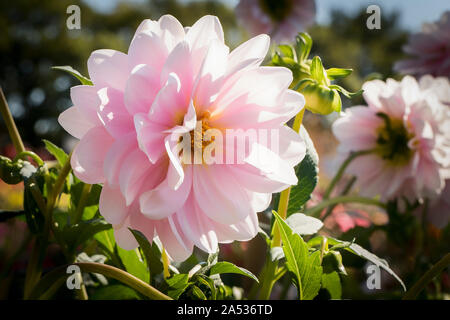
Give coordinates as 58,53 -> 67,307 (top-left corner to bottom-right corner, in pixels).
375,112 -> 414,166
259,0 -> 294,22
190,117 -> 216,152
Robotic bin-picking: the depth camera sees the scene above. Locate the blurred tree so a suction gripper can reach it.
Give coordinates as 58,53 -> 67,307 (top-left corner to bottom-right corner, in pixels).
309,8 -> 409,107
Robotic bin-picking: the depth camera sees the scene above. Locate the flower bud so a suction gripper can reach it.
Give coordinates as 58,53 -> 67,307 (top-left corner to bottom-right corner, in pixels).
301,83 -> 341,115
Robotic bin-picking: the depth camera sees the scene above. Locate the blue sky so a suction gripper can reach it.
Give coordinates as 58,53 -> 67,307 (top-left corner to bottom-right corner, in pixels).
83,0 -> 450,31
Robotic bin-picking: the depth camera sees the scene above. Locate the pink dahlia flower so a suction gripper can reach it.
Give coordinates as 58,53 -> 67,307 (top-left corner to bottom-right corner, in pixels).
235,0 -> 316,43
332,76 -> 450,202
58,15 -> 306,261
394,11 -> 450,78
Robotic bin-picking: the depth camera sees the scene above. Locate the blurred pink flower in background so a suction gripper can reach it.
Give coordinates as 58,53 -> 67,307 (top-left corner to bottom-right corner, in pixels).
419,75 -> 450,106
235,0 -> 316,43
58,15 -> 306,261
332,76 -> 450,203
394,11 -> 450,78
324,206 -> 371,233
309,191 -> 371,233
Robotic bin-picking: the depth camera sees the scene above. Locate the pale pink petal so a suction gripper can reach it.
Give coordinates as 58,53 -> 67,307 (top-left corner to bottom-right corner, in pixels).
71,126 -> 114,184
70,85 -> 102,126
226,34 -> 270,75
185,15 -> 224,51
114,216 -> 139,251
103,133 -> 138,187
97,87 -> 134,138
124,64 -> 161,115
87,49 -> 129,90
193,165 -> 253,224
154,217 -> 193,261
99,183 -> 129,225
58,106 -> 94,139
128,32 -> 168,73
139,166 -> 192,220
175,195 -> 218,253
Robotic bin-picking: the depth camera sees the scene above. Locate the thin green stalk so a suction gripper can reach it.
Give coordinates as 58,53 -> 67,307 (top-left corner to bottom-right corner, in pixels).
30,262 -> 172,300
0,87 -> 25,153
323,150 -> 373,199
13,151 -> 44,166
321,176 -> 356,221
403,253 -> 450,300
305,195 -> 387,218
73,183 -> 92,224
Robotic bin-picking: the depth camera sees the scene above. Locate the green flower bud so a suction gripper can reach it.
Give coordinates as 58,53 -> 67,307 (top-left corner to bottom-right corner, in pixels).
301,82 -> 342,115
0,156 -> 23,184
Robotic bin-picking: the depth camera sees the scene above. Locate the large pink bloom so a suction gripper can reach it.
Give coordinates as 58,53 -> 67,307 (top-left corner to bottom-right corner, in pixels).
332,76 -> 450,202
235,0 -> 316,43
394,11 -> 450,78
58,15 -> 306,261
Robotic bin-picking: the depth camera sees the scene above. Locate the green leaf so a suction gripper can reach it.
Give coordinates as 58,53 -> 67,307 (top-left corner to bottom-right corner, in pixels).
295,32 -> 313,62
329,84 -> 363,99
63,218 -> 112,253
70,183 -> 101,208
194,274 -> 217,300
209,262 -> 259,283
94,229 -> 122,267
190,285 -> 207,300
23,182 -> 45,234
90,284 -> 141,300
277,45 -> 294,59
286,213 -> 323,235
310,56 -> 327,85
95,229 -> 116,256
165,274 -> 190,299
321,271 -> 342,299
329,238 -> 406,291
52,65 -> 93,85
43,140 -> 68,166
129,229 -> 164,279
326,68 -> 353,80
286,127 -> 319,215
117,245 -> 150,284
272,210 -> 323,300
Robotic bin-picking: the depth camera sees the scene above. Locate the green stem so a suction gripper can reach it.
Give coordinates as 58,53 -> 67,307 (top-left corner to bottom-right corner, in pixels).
73,183 -> 91,224
322,176 -> 356,221
305,195 -> 387,218
30,262 -> 172,300
0,87 -> 25,153
403,253 -> 450,300
323,150 -> 373,199
13,151 -> 44,166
